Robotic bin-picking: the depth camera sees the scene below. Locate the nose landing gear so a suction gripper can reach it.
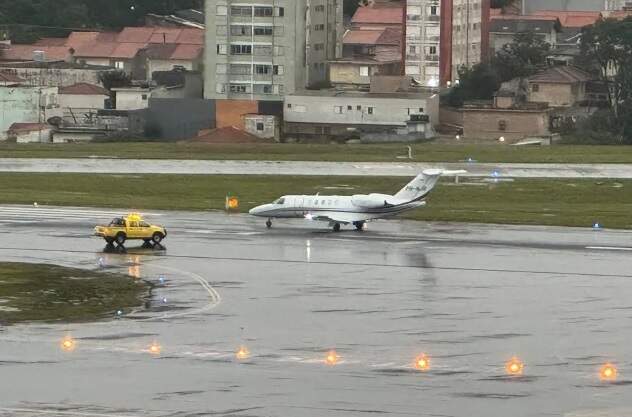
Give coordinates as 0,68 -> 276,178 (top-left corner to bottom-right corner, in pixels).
353,221 -> 366,231
266,219 -> 272,229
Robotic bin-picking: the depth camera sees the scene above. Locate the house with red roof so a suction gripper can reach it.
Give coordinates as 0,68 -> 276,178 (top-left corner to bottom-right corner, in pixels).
58,83 -> 110,110
330,27 -> 404,87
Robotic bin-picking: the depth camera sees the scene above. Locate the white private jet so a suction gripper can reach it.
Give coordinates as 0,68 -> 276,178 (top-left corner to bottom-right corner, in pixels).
249,169 -> 465,231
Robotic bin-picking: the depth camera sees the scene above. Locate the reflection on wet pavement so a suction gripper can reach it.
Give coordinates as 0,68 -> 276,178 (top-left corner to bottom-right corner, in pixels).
0,206 -> 631,417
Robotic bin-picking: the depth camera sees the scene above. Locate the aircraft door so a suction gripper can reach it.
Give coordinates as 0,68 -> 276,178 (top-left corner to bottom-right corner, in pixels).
296,197 -> 305,218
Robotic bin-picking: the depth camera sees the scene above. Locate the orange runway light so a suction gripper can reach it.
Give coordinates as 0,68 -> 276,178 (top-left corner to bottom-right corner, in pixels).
236,345 -> 250,360
149,342 -> 161,356
226,196 -> 240,211
325,350 -> 340,366
60,336 -> 76,352
505,357 -> 524,376
600,363 -> 618,382
414,354 -> 431,372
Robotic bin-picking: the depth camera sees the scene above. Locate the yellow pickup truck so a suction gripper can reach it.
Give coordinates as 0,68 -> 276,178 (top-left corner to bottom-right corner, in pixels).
94,213 -> 167,246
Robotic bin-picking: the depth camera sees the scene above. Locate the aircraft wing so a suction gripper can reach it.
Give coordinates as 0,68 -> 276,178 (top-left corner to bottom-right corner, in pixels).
307,212 -> 368,224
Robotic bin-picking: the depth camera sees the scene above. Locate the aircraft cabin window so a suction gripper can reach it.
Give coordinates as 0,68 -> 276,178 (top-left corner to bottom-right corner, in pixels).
274,198 -> 285,205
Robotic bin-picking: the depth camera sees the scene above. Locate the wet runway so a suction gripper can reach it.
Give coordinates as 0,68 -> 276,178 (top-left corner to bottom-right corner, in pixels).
0,205 -> 631,417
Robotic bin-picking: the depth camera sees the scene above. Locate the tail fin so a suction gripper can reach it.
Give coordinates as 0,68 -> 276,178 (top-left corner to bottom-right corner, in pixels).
394,169 -> 466,202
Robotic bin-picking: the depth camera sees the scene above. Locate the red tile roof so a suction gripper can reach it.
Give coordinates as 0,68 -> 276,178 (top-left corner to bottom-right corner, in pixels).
530,10 -> 602,27
8,123 -> 51,133
171,44 -> 203,60
117,27 -> 156,43
491,14 -> 559,22
73,42 -> 117,58
528,66 -> 591,84
352,6 -> 404,25
343,28 -> 402,45
111,42 -> 146,59
175,28 -> 204,45
59,82 -> 109,95
0,45 -> 72,61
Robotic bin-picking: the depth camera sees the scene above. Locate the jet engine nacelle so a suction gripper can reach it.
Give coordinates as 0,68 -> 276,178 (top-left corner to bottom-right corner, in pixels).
351,194 -> 398,208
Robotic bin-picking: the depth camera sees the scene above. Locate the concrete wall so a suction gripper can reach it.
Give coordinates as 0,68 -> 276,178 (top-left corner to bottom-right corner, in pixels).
0,67 -> 110,87
146,98 -> 215,140
10,129 -> 52,143
59,94 -> 108,110
0,86 -> 59,139
462,108 -> 550,140
529,82 -> 584,107
330,63 -> 372,85
244,114 -> 277,139
284,93 -> 440,127
216,99 -> 259,129
115,90 -> 150,110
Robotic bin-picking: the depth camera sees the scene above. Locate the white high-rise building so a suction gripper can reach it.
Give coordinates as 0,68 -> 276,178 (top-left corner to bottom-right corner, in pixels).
204,0 -> 342,101
405,0 -> 441,86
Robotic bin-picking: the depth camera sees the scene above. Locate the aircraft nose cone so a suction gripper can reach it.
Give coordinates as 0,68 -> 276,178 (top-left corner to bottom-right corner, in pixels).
249,205 -> 264,216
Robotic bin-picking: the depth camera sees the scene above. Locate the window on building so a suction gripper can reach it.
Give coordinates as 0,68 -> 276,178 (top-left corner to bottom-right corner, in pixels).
216,83 -> 226,94
231,6 -> 252,16
230,44 -> 252,55
141,94 -> 148,100
357,105 -> 362,111
257,122 -> 265,131
347,105 -> 353,111
255,65 -> 271,75
277,7 -> 285,17
334,106 -> 343,114
367,107 -> 374,115
428,46 -> 437,55
315,5 -> 325,12
114,61 -> 124,69
314,43 -> 325,51
359,66 -> 369,76
230,64 -> 251,75
230,84 -> 249,93
273,65 -> 284,75
217,44 -> 227,55
498,120 -> 507,131
254,26 -> 273,36
231,25 -> 251,36
254,84 -> 273,94
430,5 -> 438,15
314,24 -> 325,31
254,6 -> 273,17
532,84 -> 540,92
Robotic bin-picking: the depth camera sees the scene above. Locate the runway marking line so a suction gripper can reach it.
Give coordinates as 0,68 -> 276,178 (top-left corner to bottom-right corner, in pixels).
0,408 -> 141,417
586,246 -> 632,252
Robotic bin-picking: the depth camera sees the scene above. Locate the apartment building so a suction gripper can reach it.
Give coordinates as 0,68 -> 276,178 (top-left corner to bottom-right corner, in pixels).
204,0 -> 342,101
405,0 -> 489,87
405,0 -> 441,86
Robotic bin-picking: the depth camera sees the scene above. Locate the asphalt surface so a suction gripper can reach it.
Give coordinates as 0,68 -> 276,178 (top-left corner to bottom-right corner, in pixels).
0,205 -> 631,417
2,158 -> 632,178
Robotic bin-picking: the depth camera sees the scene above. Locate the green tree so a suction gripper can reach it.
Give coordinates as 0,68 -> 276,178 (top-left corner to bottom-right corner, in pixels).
445,63 -> 501,107
580,17 -> 632,119
493,32 -> 551,82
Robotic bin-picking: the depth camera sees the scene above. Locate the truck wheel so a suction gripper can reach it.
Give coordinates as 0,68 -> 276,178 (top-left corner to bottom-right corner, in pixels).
105,237 -> 114,245
115,233 -> 126,246
152,232 -> 164,244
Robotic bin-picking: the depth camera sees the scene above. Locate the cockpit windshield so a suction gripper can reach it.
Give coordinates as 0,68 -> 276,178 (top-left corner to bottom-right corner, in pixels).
109,218 -> 125,226
273,198 -> 285,205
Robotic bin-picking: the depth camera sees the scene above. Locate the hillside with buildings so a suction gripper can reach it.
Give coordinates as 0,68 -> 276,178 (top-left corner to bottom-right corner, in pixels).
0,0 -> 631,144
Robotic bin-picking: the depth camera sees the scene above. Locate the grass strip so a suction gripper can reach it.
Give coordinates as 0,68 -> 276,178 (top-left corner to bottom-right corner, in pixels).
0,173 -> 630,229
0,262 -> 151,324
2,142 -> 632,164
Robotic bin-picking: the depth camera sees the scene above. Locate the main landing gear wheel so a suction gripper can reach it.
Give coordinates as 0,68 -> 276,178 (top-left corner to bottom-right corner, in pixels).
354,221 -> 365,231
333,223 -> 341,232
266,219 -> 272,229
